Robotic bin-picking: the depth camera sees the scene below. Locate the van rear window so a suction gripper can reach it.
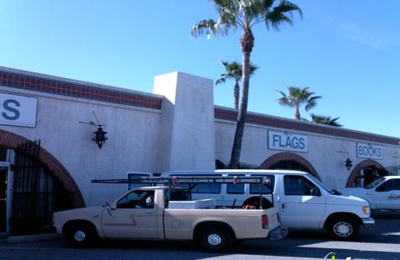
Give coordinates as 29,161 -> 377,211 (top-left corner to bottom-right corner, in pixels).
226,174 -> 245,194
249,175 -> 274,194
168,174 -> 222,194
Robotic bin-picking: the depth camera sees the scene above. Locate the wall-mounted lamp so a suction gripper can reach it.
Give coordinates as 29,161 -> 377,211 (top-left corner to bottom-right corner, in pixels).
80,112 -> 108,149
345,158 -> 353,170
93,126 -> 108,149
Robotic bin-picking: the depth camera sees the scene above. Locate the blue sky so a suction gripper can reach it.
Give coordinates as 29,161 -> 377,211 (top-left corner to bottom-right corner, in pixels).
1,0 -> 399,137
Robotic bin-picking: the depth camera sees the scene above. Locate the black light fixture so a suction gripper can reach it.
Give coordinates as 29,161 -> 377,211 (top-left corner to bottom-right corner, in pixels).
345,158 -> 353,170
93,126 -> 108,149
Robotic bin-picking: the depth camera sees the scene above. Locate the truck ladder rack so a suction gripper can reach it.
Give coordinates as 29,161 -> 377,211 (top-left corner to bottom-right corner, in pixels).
92,175 -> 270,185
91,175 -> 274,209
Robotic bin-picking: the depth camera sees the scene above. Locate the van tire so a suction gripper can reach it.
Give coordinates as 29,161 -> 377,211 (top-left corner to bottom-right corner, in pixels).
327,217 -> 359,240
197,227 -> 233,252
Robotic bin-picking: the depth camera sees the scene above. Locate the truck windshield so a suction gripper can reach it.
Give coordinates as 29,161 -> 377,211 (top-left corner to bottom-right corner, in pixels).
364,177 -> 386,189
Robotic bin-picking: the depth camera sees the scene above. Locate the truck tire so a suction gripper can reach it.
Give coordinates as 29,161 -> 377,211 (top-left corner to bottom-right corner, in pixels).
327,217 -> 359,241
197,227 -> 233,252
66,223 -> 98,248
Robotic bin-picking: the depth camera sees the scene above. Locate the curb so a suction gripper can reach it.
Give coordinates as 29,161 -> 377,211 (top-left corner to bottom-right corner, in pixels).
6,233 -> 62,244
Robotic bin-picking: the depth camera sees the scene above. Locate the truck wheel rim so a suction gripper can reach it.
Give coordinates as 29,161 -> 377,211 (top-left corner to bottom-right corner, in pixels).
334,222 -> 352,237
208,234 -> 222,246
74,231 -> 86,242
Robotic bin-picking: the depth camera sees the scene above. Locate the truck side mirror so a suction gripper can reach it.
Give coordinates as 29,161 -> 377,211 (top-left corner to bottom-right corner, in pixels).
106,200 -> 117,210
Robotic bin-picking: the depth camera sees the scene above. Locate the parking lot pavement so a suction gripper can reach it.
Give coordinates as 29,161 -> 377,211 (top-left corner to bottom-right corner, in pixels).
0,212 -> 399,260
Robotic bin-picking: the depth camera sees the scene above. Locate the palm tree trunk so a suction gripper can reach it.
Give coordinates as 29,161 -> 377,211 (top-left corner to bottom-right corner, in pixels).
229,48 -> 252,169
229,26 -> 254,169
234,80 -> 240,109
295,107 -> 301,120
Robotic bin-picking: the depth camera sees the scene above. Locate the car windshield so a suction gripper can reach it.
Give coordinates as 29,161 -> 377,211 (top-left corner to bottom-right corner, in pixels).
364,177 -> 387,189
306,173 -> 339,194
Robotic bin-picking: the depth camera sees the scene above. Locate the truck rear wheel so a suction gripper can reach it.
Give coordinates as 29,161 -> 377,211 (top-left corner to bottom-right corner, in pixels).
66,223 -> 98,248
197,227 -> 233,252
327,217 -> 359,240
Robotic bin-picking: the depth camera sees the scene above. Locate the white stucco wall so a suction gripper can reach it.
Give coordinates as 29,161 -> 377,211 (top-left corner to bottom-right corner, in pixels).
0,86 -> 163,205
1,68 -> 399,209
214,116 -> 400,189
153,71 -> 215,171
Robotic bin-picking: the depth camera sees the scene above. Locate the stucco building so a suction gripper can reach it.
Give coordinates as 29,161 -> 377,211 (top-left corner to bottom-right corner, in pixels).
0,66 -> 399,236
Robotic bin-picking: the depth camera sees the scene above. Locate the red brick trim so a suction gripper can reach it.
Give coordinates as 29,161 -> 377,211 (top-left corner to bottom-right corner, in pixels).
346,159 -> 385,187
0,70 -> 162,110
259,152 -> 320,179
0,129 -> 84,208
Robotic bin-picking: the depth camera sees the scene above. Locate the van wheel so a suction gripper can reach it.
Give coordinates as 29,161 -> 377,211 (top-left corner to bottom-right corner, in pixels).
327,217 -> 359,240
66,223 -> 98,248
197,227 -> 233,252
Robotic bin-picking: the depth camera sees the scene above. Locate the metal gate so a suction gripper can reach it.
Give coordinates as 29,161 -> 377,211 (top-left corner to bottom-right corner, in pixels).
10,140 -> 72,235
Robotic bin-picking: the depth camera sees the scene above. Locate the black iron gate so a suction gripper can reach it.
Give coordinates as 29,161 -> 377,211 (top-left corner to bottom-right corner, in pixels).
10,140 -> 72,235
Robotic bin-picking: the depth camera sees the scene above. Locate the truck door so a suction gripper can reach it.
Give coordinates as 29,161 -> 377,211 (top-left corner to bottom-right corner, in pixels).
374,178 -> 400,210
102,190 -> 160,239
276,175 -> 326,229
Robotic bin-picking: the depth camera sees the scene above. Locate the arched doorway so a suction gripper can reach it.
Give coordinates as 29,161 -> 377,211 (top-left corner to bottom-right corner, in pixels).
346,159 -> 388,187
259,152 -> 320,179
0,129 -> 84,235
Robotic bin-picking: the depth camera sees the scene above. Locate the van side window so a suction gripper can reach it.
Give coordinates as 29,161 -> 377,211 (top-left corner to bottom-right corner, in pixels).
284,176 -> 320,196
170,174 -> 222,194
227,174 -> 245,194
249,175 -> 274,194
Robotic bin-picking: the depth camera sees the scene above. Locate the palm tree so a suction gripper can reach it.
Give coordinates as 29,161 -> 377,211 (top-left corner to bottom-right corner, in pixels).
192,0 -> 302,169
215,61 -> 259,109
276,86 -> 321,120
310,113 -> 342,127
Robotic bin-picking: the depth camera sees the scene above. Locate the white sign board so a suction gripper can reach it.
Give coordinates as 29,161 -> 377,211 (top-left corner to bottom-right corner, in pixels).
357,143 -> 383,160
268,130 -> 308,153
0,93 -> 37,127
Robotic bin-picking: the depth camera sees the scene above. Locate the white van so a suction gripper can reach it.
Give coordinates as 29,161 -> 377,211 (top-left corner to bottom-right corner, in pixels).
128,169 -> 374,240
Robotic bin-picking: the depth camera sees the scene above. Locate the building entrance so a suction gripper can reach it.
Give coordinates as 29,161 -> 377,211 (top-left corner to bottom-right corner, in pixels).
0,163 -> 11,234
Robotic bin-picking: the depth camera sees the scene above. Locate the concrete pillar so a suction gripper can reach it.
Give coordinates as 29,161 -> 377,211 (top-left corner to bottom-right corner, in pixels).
153,71 -> 215,171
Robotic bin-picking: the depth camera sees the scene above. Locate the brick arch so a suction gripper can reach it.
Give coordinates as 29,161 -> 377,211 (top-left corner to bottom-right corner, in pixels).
0,129 -> 84,208
259,152 -> 320,179
346,159 -> 385,187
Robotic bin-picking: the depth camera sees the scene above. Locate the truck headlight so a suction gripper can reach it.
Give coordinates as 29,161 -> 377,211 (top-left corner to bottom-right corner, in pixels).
362,206 -> 371,215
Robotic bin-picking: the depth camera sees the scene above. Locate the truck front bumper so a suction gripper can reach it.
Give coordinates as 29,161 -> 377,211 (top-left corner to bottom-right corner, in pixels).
362,217 -> 375,228
268,226 -> 288,240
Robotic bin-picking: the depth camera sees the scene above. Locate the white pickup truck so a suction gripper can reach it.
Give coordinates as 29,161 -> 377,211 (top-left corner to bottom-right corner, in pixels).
340,176 -> 400,211
53,185 -> 284,252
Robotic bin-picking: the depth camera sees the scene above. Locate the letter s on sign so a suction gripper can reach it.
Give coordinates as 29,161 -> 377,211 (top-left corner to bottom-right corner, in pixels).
2,99 -> 21,120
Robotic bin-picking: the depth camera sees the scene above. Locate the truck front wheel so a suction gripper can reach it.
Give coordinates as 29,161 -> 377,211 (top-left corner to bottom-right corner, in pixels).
327,217 -> 359,241
66,223 -> 98,248
197,227 -> 233,252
